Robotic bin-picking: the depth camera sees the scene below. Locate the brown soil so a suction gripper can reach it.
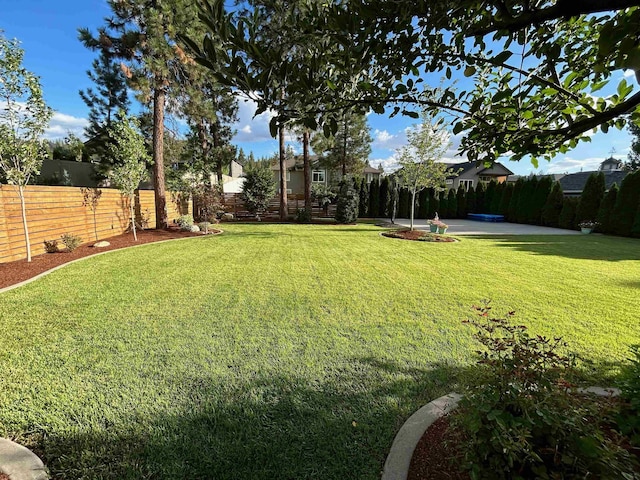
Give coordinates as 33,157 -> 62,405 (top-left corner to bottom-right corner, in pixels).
0,474 -> 9,480
382,229 -> 458,242
0,227 -> 219,290
408,416 -> 470,480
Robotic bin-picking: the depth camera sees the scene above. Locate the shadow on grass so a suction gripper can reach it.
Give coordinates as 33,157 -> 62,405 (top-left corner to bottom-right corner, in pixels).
36,361 -> 473,480
465,235 -> 640,261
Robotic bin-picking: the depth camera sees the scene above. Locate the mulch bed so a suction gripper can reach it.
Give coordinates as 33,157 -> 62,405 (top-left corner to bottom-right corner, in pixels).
0,227 -> 219,290
408,416 -> 470,480
382,229 -> 458,242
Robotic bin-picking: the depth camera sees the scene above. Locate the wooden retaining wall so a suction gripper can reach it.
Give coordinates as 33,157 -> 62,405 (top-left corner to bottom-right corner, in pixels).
0,185 -> 189,264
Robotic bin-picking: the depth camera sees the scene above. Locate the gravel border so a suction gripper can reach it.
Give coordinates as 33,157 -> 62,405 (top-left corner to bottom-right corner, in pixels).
0,231 -> 222,295
381,387 -> 620,480
0,439 -> 48,480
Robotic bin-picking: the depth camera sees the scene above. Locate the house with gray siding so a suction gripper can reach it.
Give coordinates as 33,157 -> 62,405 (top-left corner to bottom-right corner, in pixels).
445,161 -> 514,191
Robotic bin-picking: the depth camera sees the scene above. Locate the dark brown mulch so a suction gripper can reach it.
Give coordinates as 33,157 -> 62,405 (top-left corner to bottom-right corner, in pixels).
0,227 -> 219,290
0,473 -> 9,480
408,416 -> 470,480
382,229 -> 458,242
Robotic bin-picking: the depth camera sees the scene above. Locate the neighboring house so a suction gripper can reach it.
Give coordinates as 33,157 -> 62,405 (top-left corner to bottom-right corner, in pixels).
221,159 -> 245,193
445,161 -> 514,191
507,173 -> 566,183
559,158 -> 627,197
36,159 -> 100,187
271,155 -> 383,194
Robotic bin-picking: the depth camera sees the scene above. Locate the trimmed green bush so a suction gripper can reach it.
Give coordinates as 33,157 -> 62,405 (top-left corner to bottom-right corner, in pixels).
498,182 -> 513,216
595,183 -> 618,234
475,182 -> 485,213
576,172 -> 605,224
541,182 -> 564,227
368,178 -> 380,217
558,197 -> 578,230
507,178 -> 524,222
531,176 -> 553,225
335,182 -> 359,224
358,178 -> 368,218
466,185 -> 477,215
611,170 -> 640,237
241,166 -> 276,219
456,185 -> 467,218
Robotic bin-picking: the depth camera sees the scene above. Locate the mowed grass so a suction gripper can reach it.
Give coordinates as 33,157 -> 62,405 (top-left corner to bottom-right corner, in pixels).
0,224 -> 638,479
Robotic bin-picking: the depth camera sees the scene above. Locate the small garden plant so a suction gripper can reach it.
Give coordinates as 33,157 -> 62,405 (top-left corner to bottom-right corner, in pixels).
60,233 -> 82,252
456,302 -> 639,479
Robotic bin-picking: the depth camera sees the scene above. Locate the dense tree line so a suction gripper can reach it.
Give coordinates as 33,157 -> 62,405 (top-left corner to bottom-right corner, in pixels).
358,172 -> 640,238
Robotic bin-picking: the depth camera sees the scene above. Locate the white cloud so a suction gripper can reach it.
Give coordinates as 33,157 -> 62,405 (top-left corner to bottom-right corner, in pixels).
43,112 -> 89,140
232,96 -> 277,143
624,69 -> 636,78
370,154 -> 400,173
544,156 -> 605,174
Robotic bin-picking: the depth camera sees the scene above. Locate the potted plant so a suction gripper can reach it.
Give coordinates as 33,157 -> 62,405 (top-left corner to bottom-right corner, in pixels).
427,219 -> 439,233
578,220 -> 598,234
436,221 -> 448,234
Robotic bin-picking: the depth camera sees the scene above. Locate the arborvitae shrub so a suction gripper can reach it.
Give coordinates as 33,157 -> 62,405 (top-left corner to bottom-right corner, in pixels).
498,182 -> 514,216
418,189 -> 429,219
558,197 -> 578,230
466,185 -> 477,215
596,183 -> 618,234
516,177 -> 536,223
428,190 -> 438,218
532,176 -> 553,225
399,187 -> 410,218
489,181 -> 504,214
335,181 -> 359,223
438,190 -> 448,217
358,178 -> 369,218
457,185 -> 467,218
611,171 -> 640,237
368,178 -> 380,217
447,189 -> 458,218
475,182 -> 486,213
576,172 -> 605,224
485,180 -> 497,214
541,182 -> 564,228
508,179 -> 524,222
379,177 -> 389,217
631,202 -> 640,238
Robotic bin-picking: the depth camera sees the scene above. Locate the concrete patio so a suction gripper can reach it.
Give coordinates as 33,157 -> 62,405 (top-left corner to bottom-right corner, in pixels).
384,218 -> 582,235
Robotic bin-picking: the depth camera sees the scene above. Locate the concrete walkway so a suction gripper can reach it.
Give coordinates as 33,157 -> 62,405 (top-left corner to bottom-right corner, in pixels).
383,218 -> 581,235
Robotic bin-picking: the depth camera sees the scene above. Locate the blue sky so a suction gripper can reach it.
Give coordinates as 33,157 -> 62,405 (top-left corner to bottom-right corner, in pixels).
3,0 -> 636,176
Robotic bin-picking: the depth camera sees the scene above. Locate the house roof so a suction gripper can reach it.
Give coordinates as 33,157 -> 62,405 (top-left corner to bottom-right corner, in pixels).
446,161 -> 514,179
559,170 -> 627,192
601,156 -> 622,166
363,164 -> 383,174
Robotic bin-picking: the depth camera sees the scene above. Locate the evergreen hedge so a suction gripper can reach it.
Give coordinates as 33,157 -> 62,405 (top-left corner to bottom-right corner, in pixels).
531,176 -> 553,225
611,171 -> 640,236
447,189 -> 457,218
466,185 -> 477,216
596,183 -> 618,234
558,197 -> 578,230
358,178 -> 369,218
335,182 -> 359,223
475,182 -> 486,214
379,177 -> 389,217
541,182 -> 564,228
368,178 -> 380,217
576,172 -> 605,224
457,185 -> 467,218
418,189 -> 429,219
498,182 -> 514,216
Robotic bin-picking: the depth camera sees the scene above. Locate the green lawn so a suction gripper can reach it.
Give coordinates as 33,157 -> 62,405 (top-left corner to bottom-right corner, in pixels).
0,224 -> 638,479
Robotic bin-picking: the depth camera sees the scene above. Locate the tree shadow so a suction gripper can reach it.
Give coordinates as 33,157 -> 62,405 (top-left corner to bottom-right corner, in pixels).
465,235 -> 640,261
34,360 -> 474,480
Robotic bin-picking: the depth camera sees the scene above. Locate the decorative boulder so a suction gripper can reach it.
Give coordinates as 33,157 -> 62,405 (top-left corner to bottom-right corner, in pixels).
222,213 -> 234,221
189,224 -> 201,233
93,241 -> 110,248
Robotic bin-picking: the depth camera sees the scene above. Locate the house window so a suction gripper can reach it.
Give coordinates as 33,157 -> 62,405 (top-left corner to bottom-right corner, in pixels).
286,171 -> 291,181
445,179 -> 453,185
366,173 -> 373,183
459,179 -> 474,190
479,175 -> 492,183
312,170 -> 325,183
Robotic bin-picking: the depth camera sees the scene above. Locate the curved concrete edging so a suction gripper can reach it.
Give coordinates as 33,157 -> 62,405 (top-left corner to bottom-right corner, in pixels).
0,230 -> 223,295
381,387 -> 620,480
0,438 -> 48,480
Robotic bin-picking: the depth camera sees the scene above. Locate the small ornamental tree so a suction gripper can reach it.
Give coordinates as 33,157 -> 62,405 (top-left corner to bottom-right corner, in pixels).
335,181 -> 359,223
576,172 -> 605,224
107,113 -> 151,241
241,165 -> 276,221
396,114 -> 453,229
0,35 -> 53,262
596,183 -> 619,234
81,187 -> 103,241
541,182 -> 564,228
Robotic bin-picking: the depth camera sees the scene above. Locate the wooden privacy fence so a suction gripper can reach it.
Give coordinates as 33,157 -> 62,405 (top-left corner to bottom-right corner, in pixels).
0,185 -> 189,264
221,193 -> 337,218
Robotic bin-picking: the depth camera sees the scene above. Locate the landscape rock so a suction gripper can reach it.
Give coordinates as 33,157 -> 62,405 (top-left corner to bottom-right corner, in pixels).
189,225 -> 201,233
222,213 -> 234,221
93,241 -> 110,248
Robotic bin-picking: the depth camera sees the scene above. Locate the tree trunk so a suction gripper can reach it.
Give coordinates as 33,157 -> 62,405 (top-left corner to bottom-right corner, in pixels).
410,190 -> 416,230
303,129 -> 311,217
153,85 -> 168,229
212,122 -> 223,185
18,185 -> 32,262
279,124 -> 288,220
342,113 -> 348,177
130,193 -> 137,241
93,208 -> 98,241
